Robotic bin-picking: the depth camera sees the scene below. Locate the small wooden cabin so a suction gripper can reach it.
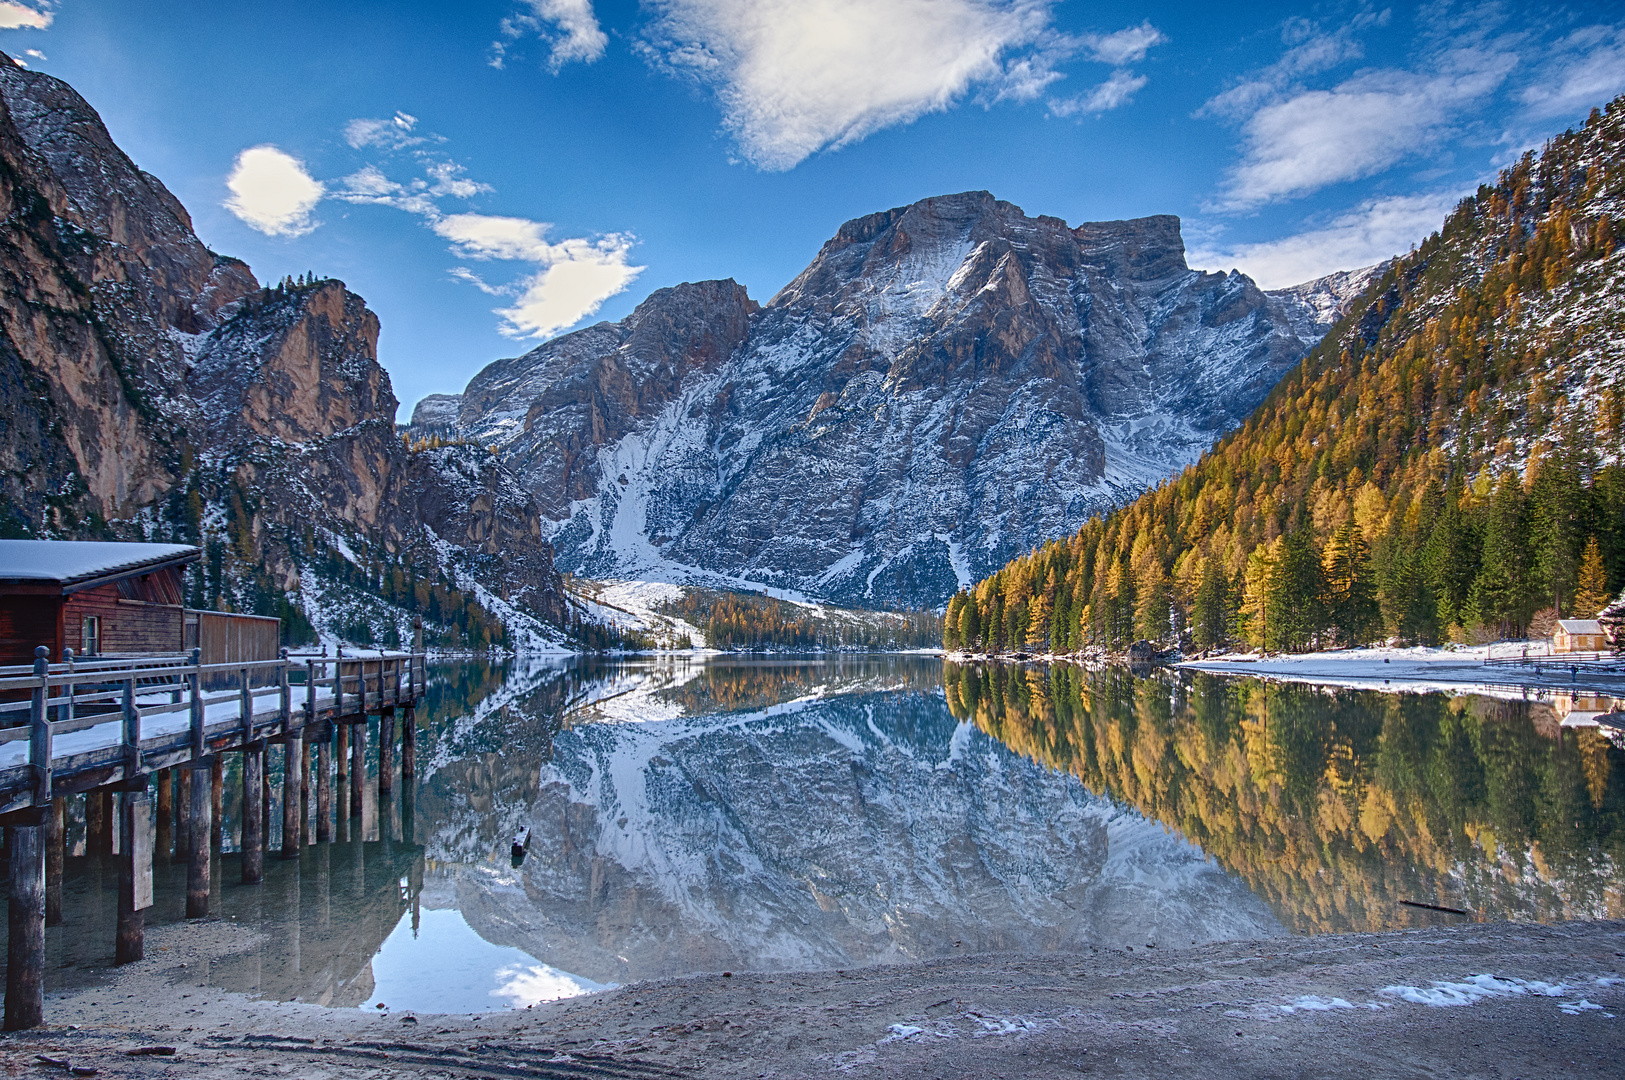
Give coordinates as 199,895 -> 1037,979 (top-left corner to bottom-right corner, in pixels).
1,541 -> 200,664
1554,618 -> 1606,654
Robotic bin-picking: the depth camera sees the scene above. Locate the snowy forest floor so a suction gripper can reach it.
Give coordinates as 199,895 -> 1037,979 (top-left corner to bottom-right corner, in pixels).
1,919 -> 1620,1078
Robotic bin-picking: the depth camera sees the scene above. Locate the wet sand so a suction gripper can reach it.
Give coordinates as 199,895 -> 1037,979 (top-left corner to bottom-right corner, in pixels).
2,918 -> 1620,1078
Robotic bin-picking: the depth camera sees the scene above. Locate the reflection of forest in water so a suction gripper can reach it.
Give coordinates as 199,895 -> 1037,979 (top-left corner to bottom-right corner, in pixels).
945,661 -> 1625,933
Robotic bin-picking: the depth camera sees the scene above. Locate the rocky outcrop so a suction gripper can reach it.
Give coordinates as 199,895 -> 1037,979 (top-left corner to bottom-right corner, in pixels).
0,52 -> 565,643
445,192 -> 1342,607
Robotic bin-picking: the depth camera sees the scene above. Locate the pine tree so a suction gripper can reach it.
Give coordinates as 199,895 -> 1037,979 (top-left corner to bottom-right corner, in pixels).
1191,560 -> 1230,650
1323,523 -> 1379,646
1574,536 -> 1611,617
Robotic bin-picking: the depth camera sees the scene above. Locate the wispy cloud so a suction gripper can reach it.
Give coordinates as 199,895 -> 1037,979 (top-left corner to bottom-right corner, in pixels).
641,0 -> 1063,170
1049,69 -> 1147,117
1211,43 -> 1514,210
1080,21 -> 1164,66
224,145 -> 325,237
1046,19 -> 1166,119
1520,24 -> 1625,120
0,2 -> 52,32
492,0 -> 608,71
344,111 -> 428,151
1189,191 -> 1461,289
435,214 -> 642,338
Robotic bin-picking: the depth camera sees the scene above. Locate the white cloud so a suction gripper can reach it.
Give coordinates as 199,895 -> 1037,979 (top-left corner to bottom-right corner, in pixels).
433,213 -> 642,338
493,0 -> 608,71
1081,22 -> 1164,66
1521,25 -> 1625,120
344,111 -> 425,150
1050,69 -> 1146,116
644,0 -> 1060,170
1201,18 -> 1371,121
425,161 -> 492,199
530,0 -> 607,67
1215,50 -> 1514,210
224,145 -> 325,237
0,3 -> 51,31
1188,191 -> 1462,289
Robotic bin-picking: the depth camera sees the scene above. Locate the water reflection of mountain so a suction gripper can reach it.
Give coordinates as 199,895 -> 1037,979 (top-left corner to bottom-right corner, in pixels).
415,657 -> 1283,987
944,662 -> 1625,934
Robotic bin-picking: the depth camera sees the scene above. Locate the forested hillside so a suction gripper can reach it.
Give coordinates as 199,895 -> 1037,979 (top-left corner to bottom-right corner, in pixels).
948,96 -> 1625,654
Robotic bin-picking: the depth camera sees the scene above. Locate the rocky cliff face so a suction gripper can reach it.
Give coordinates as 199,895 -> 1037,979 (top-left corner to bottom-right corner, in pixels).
0,54 -> 565,645
440,192 -> 1365,607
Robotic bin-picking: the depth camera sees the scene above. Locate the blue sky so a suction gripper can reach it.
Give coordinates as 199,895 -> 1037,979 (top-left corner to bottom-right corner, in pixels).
2,1 -> 1622,419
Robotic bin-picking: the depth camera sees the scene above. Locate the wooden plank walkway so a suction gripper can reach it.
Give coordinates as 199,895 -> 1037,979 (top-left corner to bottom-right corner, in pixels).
0,621 -> 429,1031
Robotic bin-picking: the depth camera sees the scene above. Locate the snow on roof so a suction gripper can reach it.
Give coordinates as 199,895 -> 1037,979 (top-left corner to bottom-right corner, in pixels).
1557,619 -> 1604,634
0,540 -> 199,587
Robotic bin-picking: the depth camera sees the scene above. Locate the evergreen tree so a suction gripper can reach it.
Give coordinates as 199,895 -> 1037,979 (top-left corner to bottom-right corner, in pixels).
1468,474 -> 1537,637
1268,528 -> 1324,651
1134,562 -> 1170,642
1575,536 -> 1611,617
1323,523 -> 1379,646
1191,560 -> 1230,650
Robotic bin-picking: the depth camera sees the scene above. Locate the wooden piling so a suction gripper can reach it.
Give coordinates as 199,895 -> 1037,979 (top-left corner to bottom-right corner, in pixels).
187,763 -> 212,918
8,648 -> 51,1030
116,787 -> 151,964
241,743 -> 263,884
262,747 -> 271,852
210,756 -> 224,849
5,821 -> 45,1030
300,737 -> 311,844
282,732 -> 303,858
402,704 -> 416,781
379,707 -> 395,797
350,719 -> 366,820
316,724 -> 333,843
86,788 -> 106,855
44,797 -> 63,926
336,722 -> 349,786
173,768 -> 190,864
156,770 -> 172,859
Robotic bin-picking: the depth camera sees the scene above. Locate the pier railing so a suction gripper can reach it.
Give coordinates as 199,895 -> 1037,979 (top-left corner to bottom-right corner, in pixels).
0,649 -> 426,812
0,623 -> 429,1032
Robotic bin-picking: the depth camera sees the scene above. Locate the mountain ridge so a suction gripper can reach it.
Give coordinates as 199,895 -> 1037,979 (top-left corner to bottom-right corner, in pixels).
425,190 -> 1364,609
948,95 -> 1625,654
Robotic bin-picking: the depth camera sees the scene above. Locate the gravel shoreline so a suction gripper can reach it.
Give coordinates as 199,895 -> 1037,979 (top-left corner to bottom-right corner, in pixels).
1,918 -> 1620,1077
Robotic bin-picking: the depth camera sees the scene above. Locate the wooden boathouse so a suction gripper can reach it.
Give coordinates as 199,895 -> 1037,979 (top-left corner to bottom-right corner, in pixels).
0,540 -> 428,1030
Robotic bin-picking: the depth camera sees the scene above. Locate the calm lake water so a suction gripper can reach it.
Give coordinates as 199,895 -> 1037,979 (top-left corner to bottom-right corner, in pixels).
30,655 -> 1625,1013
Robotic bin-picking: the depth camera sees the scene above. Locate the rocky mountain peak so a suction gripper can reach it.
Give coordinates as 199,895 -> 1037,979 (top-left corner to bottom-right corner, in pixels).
1073,214 -> 1188,281
440,190 -> 1359,607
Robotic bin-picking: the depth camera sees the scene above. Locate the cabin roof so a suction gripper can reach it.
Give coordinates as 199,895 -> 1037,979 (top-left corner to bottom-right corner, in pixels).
0,540 -> 199,592
1557,619 -> 1604,634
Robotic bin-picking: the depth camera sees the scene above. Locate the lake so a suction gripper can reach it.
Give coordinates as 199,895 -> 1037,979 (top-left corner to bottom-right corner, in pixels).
31,655 -> 1625,1013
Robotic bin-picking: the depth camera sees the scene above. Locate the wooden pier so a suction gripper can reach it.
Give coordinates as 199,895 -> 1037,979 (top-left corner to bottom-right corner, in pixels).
0,620 -> 427,1030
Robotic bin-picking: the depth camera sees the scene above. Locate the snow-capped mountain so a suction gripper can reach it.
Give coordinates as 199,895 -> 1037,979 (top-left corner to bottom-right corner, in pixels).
430,192 -> 1366,608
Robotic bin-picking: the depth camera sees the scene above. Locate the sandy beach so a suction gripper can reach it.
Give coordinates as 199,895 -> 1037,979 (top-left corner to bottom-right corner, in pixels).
2,917 -> 1620,1078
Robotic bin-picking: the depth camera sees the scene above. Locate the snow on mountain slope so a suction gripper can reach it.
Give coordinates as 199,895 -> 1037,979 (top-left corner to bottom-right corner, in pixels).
441,192 -> 1360,608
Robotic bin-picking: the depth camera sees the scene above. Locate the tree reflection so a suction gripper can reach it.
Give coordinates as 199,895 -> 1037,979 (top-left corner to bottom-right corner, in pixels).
945,661 -> 1625,932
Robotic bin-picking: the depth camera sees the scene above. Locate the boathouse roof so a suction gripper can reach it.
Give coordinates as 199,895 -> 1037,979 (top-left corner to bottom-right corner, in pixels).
0,540 -> 200,592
